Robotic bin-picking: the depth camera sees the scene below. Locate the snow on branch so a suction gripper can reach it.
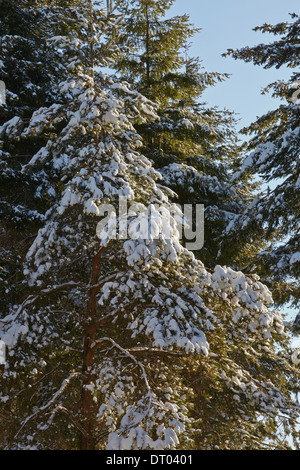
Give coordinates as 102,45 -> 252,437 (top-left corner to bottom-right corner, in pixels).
9,372 -> 82,447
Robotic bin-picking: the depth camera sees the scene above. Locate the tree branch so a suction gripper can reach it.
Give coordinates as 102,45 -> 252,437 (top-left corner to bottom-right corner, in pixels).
94,300 -> 139,328
9,372 -> 82,446
127,347 -> 187,358
0,282 -> 84,326
50,405 -> 89,440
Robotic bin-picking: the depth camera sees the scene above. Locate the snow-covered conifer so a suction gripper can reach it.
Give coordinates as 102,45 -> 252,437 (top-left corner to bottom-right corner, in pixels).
224,14 -> 300,308
0,1 -> 299,451
112,0 -> 253,268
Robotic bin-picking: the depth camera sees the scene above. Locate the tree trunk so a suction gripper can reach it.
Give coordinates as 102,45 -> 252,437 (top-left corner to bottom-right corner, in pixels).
145,3 -> 150,88
80,247 -> 106,450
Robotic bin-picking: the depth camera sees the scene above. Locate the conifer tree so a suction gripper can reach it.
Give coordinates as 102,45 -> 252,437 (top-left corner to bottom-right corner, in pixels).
223,14 -> 300,308
0,1 -> 299,451
112,0 -> 253,268
0,0 -> 60,316
0,0 -> 90,325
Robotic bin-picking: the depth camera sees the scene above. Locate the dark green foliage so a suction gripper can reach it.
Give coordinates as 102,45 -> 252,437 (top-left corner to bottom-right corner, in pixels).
112,0 -> 250,268
0,0 -> 57,315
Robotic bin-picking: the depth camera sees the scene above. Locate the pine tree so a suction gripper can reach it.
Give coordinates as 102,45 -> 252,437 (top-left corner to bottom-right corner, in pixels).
223,13 -> 300,308
0,1 -> 299,451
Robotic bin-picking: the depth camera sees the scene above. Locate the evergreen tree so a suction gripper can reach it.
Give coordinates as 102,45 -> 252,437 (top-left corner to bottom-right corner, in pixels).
0,0 -> 92,328
112,0 -> 254,269
0,1 -> 299,451
223,14 -> 300,308
0,0 -> 60,317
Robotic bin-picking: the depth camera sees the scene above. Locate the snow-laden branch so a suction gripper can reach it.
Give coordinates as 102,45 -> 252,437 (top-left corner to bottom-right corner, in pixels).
50,405 -> 89,439
8,372 -> 82,447
0,282 -> 84,328
91,337 -> 152,396
127,347 -> 187,358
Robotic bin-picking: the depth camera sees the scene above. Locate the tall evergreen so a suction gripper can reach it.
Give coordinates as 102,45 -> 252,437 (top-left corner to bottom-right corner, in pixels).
223,13 -> 300,308
0,0 -> 60,316
112,0 -> 253,268
0,0 -> 92,322
0,1 -> 299,451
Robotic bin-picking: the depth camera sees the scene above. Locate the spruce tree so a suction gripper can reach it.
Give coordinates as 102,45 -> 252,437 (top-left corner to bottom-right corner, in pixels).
0,0 -> 60,318
0,0 -> 91,326
112,0 -> 253,269
223,13 -> 300,308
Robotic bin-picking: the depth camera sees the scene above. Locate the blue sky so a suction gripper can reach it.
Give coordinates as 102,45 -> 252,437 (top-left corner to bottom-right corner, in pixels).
168,0 -> 299,133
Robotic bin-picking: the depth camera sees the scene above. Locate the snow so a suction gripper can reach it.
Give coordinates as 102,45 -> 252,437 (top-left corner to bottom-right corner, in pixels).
0,116 -> 22,138
291,350 -> 300,366
290,252 -> 300,265
57,188 -> 81,214
1,7 -> 298,450
1,322 -> 29,349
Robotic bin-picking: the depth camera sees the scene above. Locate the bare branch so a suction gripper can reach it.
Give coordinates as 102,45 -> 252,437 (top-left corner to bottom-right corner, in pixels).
95,300 -> 139,328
